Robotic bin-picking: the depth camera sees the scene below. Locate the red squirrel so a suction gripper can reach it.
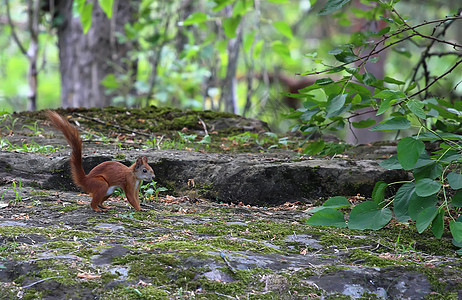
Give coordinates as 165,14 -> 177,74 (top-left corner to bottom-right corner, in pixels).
46,110 -> 155,212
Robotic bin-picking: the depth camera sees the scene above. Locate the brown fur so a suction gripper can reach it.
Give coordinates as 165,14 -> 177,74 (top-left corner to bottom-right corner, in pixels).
46,110 -> 155,211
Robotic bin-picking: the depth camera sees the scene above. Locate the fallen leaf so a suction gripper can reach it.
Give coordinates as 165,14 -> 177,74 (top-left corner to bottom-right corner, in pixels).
77,273 -> 101,279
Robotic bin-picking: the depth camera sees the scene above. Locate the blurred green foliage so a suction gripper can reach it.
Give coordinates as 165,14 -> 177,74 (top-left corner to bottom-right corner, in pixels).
0,0 -> 460,134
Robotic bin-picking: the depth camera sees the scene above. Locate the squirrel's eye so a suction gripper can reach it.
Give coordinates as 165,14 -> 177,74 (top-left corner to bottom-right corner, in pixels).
143,169 -> 147,173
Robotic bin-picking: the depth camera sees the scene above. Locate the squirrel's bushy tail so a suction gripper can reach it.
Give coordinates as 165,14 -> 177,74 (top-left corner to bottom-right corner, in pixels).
46,110 -> 86,189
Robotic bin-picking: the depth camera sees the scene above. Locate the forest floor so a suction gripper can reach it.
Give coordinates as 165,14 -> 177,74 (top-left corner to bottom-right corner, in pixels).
0,107 -> 461,299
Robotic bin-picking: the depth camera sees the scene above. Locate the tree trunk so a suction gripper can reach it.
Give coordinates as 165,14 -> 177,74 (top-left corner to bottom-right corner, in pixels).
345,0 -> 387,145
56,0 -> 138,108
219,6 -> 242,114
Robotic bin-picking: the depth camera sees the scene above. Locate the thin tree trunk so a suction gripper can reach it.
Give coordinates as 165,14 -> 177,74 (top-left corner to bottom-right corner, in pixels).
346,0 -> 386,145
56,0 -> 138,108
220,30 -> 242,113
5,0 -> 39,111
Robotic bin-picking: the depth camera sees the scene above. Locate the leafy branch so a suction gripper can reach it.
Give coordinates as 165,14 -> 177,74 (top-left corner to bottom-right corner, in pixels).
295,0 -> 462,254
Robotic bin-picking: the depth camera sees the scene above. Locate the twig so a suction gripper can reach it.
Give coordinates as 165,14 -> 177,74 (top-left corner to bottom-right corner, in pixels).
4,0 -> 27,56
73,113 -> 152,138
220,252 -> 237,273
22,276 -> 64,289
197,117 -> 208,136
409,58 -> 462,98
214,292 -> 236,299
298,15 -> 462,76
393,8 -> 462,49
23,255 -> 81,263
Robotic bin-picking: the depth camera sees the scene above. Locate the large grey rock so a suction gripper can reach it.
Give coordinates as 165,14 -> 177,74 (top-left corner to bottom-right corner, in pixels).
0,149 -> 409,206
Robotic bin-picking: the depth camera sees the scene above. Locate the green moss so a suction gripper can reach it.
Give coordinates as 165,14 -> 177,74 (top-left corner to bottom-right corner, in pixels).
346,249 -> 408,267
102,284 -> 170,299
200,268 -> 269,296
29,190 -> 50,196
415,265 -> 462,296
113,253 -> 179,283
59,204 -> 81,212
132,238 -> 279,254
45,240 -> 81,250
23,289 -> 44,300
322,265 -> 353,274
186,220 -> 307,242
114,153 -> 126,160
0,226 -> 95,239
37,262 -> 74,282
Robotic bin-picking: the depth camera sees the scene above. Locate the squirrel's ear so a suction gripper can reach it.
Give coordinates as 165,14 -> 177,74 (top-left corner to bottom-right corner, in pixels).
141,156 -> 148,163
135,156 -> 143,166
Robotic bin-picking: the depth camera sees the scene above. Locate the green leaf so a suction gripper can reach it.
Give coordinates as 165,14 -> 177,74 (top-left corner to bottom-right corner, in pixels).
438,150 -> 461,164
100,74 -> 119,89
374,90 -> 406,115
306,208 -> 347,227
416,206 -> 438,233
309,196 -> 350,213
304,139 -> 325,155
449,220 -> 462,242
413,153 -> 434,169
397,137 -> 425,170
267,0 -> 288,2
452,190 -> 462,207
372,181 -> 388,206
183,12 -> 208,25
405,81 -> 417,92
98,0 -> 113,18
253,40 -> 264,58
333,48 -> 356,63
376,26 -> 391,36
75,0 -> 86,15
81,3 -> 94,34
379,155 -> 402,170
384,76 -> 405,85
417,132 -> 462,141
212,0 -> 234,11
406,100 -> 426,119
408,194 -> 437,221
394,183 -> 415,222
223,16 -> 241,38
363,72 -> 377,85
243,31 -> 256,53
393,47 -> 411,58
370,117 -> 410,131
352,118 -> 376,129
271,41 -> 291,60
376,98 -> 395,116
447,172 -> 462,189
198,134 -> 211,144
316,78 -> 334,85
375,89 -> 406,100
318,0 -> 351,15
273,21 -> 293,39
326,94 -> 347,117
415,178 -> 441,197
432,210 -> 444,238
413,162 -> 443,181
232,0 -> 252,16
300,108 -> 320,121
348,201 -> 392,230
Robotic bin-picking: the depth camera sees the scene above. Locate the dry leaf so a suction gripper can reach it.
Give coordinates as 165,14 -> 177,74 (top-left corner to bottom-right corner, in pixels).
77,273 -> 101,279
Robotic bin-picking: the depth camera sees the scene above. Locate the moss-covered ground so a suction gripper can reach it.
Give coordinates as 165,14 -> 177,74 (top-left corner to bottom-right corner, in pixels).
0,107 -> 460,299
0,190 -> 461,299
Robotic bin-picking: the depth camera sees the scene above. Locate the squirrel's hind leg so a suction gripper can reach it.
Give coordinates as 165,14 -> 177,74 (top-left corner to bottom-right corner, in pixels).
89,180 -> 110,212
97,195 -> 114,210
